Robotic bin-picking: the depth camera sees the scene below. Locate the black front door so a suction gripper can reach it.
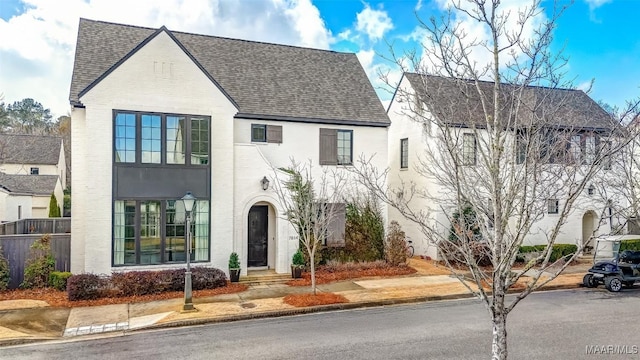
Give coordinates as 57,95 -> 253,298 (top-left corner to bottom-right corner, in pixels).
248,205 -> 268,267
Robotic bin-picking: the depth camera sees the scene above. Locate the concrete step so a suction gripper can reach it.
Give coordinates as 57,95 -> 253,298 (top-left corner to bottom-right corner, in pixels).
239,271 -> 293,286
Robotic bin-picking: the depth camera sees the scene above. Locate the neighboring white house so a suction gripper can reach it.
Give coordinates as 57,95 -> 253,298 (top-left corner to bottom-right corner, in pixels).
387,73 -> 620,260
69,19 -> 389,276
0,134 -> 66,221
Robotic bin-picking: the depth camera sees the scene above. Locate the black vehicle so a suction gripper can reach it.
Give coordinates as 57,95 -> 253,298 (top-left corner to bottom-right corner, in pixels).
583,238 -> 640,292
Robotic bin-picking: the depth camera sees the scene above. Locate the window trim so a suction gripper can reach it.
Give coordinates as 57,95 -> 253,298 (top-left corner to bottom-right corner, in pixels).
400,138 -> 408,169
113,110 -> 210,167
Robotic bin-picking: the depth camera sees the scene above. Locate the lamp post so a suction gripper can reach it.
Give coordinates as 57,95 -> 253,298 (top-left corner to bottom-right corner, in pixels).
180,191 -> 196,311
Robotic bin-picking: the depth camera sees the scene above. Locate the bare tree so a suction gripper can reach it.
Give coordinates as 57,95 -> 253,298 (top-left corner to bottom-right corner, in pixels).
354,1 -> 640,359
272,159 -> 347,294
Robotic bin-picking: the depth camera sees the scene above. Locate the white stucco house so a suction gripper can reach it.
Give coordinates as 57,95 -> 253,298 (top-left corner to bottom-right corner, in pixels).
69,19 -> 389,276
0,134 -> 66,221
387,73 -> 621,260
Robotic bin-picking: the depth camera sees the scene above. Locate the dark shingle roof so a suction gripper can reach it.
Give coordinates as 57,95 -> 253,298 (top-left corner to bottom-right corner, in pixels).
0,173 -> 58,195
70,18 -> 390,126
403,73 -> 612,129
0,134 -> 62,165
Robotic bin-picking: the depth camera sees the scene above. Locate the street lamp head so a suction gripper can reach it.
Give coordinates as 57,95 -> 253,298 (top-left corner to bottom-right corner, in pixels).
181,191 -> 196,215
260,176 -> 270,191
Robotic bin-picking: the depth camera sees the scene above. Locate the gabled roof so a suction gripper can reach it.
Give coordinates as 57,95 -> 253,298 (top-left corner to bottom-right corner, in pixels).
0,173 -> 58,196
0,134 -> 62,165
70,18 -> 390,127
403,73 -> 613,130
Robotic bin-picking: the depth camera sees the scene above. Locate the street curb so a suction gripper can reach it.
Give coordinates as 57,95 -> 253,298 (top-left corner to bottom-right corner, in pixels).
0,336 -> 58,347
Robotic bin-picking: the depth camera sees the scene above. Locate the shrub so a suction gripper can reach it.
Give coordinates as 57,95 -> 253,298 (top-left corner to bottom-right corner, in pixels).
191,267 -> 227,290
229,252 -> 240,269
0,246 -> 9,291
110,271 -> 165,296
21,234 -> 56,289
517,244 -> 577,263
449,205 -> 481,243
49,271 -> 72,291
620,239 -> 640,251
292,250 -> 305,267
343,199 -> 385,262
48,193 -> 61,217
439,240 -> 492,267
385,221 -> 407,266
67,273 -> 106,301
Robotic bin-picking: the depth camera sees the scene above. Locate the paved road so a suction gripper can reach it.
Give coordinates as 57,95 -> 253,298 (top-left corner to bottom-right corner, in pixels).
3,288 -> 640,360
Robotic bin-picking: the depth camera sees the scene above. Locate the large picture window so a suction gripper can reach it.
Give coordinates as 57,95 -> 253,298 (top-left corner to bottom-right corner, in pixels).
113,199 -> 210,266
114,111 -> 209,166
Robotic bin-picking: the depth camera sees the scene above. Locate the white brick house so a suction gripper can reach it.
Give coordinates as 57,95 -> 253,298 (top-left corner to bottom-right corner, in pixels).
69,19 -> 389,276
387,73 -> 621,260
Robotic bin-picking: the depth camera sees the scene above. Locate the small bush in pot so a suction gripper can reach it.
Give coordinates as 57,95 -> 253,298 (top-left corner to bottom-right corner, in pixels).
291,250 -> 305,278
228,252 -> 241,282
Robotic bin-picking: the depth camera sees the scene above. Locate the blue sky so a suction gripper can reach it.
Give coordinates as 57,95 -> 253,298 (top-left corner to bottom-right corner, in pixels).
0,0 -> 638,117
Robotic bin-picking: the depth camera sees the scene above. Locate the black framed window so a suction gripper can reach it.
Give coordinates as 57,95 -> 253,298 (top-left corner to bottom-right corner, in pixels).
337,130 -> 353,165
251,124 -> 267,142
113,199 -> 209,266
462,133 -> 476,165
114,111 -> 209,166
30,167 -> 39,175
547,199 -> 559,214
400,138 -> 408,169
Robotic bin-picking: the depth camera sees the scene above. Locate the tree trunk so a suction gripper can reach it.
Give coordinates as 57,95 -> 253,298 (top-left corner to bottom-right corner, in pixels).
491,298 -> 508,360
310,247 -> 317,295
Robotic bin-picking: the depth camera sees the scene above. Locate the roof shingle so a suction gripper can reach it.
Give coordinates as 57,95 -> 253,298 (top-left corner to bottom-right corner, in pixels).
0,134 -> 62,165
404,73 -> 612,129
70,19 -> 390,126
0,173 -> 58,196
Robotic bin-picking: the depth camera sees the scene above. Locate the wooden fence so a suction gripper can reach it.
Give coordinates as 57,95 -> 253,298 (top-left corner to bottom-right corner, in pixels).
0,218 -> 71,235
0,234 -> 71,289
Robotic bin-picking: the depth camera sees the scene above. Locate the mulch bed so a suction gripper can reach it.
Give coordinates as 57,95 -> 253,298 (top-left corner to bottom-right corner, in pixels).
0,282 -> 248,308
283,292 -> 349,307
286,266 -> 417,287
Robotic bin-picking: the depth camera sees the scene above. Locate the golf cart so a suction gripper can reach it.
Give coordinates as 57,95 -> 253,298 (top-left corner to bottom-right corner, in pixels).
583,236 -> 640,292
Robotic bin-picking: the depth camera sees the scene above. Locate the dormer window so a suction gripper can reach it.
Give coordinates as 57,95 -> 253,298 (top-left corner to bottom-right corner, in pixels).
30,167 -> 39,175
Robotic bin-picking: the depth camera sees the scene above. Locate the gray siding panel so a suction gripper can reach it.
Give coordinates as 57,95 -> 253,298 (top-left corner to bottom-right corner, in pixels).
114,166 -> 210,199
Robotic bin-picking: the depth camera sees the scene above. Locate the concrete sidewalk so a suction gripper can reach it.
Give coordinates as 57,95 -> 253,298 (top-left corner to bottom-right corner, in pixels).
0,259 -> 589,347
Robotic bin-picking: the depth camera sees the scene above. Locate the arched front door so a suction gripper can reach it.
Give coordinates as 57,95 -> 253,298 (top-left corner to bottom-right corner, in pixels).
248,205 -> 268,267
582,211 -> 597,253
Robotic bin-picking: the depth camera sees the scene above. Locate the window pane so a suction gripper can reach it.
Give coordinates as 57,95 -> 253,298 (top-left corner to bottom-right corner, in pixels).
166,116 -> 186,164
194,200 -> 209,261
114,200 -> 136,265
463,133 -> 476,165
337,130 -> 352,165
251,124 -> 267,142
115,113 -> 136,163
165,200 -> 186,262
141,114 -> 161,164
140,200 -> 161,264
400,138 -> 408,168
191,117 -> 209,165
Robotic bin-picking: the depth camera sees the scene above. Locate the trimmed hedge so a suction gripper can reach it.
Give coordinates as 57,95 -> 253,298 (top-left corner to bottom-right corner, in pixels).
67,267 -> 227,301
49,271 -> 72,291
620,239 -> 640,251
67,274 -> 106,301
517,244 -> 577,262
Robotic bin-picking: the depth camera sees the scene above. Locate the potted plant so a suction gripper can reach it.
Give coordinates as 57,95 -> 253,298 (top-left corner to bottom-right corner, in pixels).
228,252 -> 240,282
291,250 -> 305,279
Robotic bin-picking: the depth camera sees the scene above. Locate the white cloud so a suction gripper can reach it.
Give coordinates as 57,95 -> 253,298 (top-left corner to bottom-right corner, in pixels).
356,49 -> 402,100
415,0 -> 547,79
585,0 -> 612,10
355,4 -> 393,41
0,0 -> 332,117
